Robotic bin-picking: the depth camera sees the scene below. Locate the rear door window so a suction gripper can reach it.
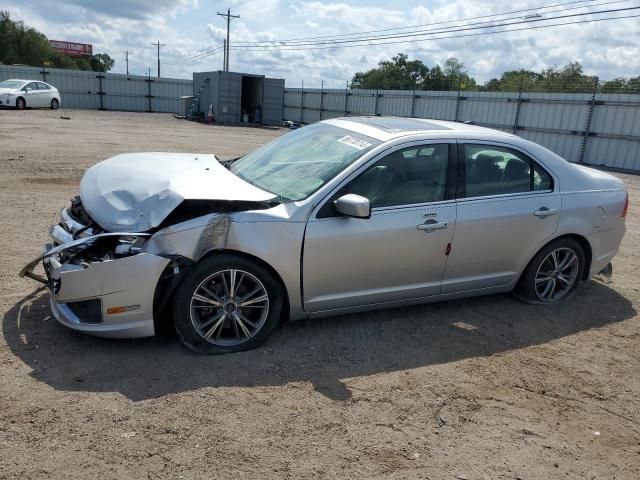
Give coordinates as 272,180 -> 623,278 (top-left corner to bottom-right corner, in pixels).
462,144 -> 553,198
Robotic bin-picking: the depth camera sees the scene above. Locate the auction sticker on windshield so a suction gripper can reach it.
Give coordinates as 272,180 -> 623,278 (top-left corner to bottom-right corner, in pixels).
337,135 -> 372,150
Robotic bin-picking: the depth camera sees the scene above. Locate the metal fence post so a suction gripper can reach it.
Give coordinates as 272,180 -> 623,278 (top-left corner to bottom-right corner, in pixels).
578,77 -> 599,164
145,69 -> 153,113
319,80 -> 324,121
410,82 -> 417,117
374,80 -> 380,116
280,87 -> 289,124
512,76 -> 524,134
300,80 -> 304,123
344,81 -> 349,117
454,80 -> 462,122
96,73 -> 106,110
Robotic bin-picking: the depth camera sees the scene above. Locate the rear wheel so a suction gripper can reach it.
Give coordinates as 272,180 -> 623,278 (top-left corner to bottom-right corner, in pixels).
517,238 -> 585,304
173,254 -> 284,354
50,98 -> 59,110
16,97 -> 25,110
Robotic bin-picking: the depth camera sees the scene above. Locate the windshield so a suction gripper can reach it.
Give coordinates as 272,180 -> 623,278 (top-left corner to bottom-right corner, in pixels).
0,80 -> 26,89
230,123 -> 380,201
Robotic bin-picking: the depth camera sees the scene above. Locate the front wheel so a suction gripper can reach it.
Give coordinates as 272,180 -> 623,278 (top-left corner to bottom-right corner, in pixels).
50,98 -> 59,110
516,238 -> 585,304
16,97 -> 25,110
173,254 -> 284,354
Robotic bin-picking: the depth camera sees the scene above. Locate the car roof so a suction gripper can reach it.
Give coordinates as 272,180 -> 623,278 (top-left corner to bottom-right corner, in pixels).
3,79 -> 45,84
323,116 -> 515,142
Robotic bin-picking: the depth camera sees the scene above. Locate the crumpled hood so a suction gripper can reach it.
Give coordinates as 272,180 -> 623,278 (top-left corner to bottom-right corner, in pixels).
80,152 -> 276,232
0,88 -> 19,94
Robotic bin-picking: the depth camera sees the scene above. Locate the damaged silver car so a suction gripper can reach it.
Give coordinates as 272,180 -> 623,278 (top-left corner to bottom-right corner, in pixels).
21,117 -> 627,354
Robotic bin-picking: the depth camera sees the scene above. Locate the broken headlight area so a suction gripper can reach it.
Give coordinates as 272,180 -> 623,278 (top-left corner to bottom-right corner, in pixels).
20,232 -> 151,287
54,235 -> 148,266
50,196 -> 103,245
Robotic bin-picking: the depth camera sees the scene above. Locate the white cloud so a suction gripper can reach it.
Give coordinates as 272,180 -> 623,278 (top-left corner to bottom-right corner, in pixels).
3,0 -> 639,85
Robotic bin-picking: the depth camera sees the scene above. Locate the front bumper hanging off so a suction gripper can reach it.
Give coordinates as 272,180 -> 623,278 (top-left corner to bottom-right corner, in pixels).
20,232 -> 171,339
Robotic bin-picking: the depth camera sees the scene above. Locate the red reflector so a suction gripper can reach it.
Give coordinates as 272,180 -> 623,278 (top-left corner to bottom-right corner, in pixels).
622,193 -> 629,217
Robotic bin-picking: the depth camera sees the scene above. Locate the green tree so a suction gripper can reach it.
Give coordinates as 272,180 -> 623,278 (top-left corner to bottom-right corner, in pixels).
600,77 -> 640,94
349,53 -> 634,94
0,11 -> 113,72
350,54 -> 478,91
351,53 -> 429,89
479,63 -> 600,93
442,57 -> 477,90
482,69 -> 543,92
423,65 -> 447,90
540,62 -> 595,93
90,53 -> 114,72
0,11 -> 52,66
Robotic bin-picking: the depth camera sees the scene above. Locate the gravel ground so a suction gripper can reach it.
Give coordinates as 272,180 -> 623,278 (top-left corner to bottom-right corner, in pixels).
1,109 -> 639,480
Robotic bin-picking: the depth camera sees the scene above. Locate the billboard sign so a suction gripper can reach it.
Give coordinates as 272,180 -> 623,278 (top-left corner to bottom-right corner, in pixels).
49,40 -> 93,57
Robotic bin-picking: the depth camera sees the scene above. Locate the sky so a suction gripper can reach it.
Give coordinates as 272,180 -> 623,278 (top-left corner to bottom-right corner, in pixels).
4,0 -> 640,87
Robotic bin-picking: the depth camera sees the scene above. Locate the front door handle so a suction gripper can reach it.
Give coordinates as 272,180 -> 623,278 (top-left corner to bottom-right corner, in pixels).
417,219 -> 449,232
533,207 -> 559,218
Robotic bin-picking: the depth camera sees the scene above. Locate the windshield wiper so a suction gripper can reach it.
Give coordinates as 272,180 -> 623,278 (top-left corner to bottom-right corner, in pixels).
221,156 -> 240,169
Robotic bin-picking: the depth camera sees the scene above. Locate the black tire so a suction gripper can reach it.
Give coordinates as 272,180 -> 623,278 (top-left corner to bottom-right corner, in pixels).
16,97 -> 25,110
516,237 -> 585,304
173,254 -> 284,354
50,98 -> 59,110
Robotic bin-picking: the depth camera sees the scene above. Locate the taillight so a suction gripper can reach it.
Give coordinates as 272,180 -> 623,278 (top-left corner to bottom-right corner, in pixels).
621,193 -> 629,217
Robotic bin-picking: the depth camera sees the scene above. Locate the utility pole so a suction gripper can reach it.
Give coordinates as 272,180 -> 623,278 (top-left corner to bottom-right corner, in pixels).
123,50 -> 132,76
217,8 -> 239,72
222,39 -> 227,71
150,41 -> 166,78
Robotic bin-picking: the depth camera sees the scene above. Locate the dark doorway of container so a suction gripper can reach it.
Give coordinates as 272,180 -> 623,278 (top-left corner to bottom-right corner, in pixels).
241,76 -> 263,124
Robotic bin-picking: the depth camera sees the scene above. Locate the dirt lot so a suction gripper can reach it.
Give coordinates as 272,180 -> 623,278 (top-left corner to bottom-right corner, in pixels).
0,109 -> 639,479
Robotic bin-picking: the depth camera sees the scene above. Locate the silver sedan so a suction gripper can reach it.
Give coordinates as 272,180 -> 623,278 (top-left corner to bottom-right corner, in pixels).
0,78 -> 61,110
21,117 -> 627,354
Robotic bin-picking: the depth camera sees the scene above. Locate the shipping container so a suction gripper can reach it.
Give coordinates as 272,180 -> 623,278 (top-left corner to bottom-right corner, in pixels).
192,71 -> 284,126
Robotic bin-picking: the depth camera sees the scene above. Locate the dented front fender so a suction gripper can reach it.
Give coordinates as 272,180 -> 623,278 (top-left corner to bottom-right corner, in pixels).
143,213 -> 230,262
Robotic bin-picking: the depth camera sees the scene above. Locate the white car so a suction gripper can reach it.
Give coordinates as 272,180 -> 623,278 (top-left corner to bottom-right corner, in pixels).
0,79 -> 61,110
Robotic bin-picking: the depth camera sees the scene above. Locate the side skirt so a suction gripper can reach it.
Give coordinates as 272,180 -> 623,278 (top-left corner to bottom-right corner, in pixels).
307,282 -> 516,319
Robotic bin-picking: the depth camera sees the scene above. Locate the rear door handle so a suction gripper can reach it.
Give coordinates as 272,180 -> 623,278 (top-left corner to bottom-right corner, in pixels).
417,220 -> 449,232
533,207 -> 559,218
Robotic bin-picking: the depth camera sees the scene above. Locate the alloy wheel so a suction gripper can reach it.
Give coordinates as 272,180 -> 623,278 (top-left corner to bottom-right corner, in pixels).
534,247 -> 579,302
189,268 -> 270,346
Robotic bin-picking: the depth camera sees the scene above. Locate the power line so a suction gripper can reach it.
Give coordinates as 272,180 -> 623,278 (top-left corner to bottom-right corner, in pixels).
150,40 -> 167,78
166,1 -> 609,62
235,0 -> 604,44
229,11 -> 640,52
162,3 -> 637,65
228,6 -> 640,50
217,8 -> 240,71
233,3 -> 636,47
170,0 -> 599,45
168,9 -> 637,62
165,44 -> 224,65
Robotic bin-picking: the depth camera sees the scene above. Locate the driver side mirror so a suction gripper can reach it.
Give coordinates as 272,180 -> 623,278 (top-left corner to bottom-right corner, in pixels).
24,87 -> 32,92
334,194 -> 371,219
